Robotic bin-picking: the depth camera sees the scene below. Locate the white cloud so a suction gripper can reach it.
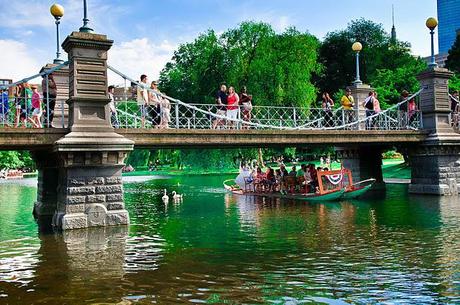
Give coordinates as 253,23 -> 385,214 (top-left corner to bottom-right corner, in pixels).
0,40 -> 42,81
108,38 -> 176,85
0,1 -> 50,28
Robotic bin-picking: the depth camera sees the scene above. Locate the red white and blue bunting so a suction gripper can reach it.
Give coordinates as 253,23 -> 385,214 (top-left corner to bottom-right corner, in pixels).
326,174 -> 343,185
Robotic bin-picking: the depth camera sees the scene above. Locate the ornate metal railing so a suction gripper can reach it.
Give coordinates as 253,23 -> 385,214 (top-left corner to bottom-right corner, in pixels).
108,65 -> 423,131
449,93 -> 460,132
0,63 -> 424,131
114,100 -> 422,130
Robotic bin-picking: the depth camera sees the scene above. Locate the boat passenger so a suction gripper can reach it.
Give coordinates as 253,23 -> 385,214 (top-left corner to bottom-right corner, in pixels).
254,167 -> 265,192
308,164 -> 319,193
265,167 -> 276,192
302,164 -> 313,193
289,166 -> 297,177
279,164 -> 289,194
274,169 -> 282,192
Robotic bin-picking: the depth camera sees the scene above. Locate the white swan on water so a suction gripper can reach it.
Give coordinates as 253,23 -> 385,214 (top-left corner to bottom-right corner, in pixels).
162,189 -> 169,203
172,191 -> 183,202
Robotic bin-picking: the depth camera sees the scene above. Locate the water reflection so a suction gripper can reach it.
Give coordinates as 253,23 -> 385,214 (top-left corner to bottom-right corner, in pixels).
1,227 -> 128,304
0,177 -> 459,304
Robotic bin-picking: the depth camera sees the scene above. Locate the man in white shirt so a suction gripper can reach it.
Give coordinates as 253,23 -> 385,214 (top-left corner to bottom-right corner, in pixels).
108,86 -> 119,128
137,74 -> 149,128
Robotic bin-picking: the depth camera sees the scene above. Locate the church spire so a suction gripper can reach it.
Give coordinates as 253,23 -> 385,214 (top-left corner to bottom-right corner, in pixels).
391,4 -> 397,43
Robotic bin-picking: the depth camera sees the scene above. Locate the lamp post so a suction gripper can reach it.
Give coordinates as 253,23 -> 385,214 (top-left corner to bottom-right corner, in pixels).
79,0 -> 93,33
50,4 -> 64,64
352,42 -> 363,84
426,17 -> 438,68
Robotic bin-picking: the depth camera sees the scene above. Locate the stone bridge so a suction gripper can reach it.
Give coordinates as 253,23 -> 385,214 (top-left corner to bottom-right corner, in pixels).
0,128 -> 428,150
3,29 -> 460,231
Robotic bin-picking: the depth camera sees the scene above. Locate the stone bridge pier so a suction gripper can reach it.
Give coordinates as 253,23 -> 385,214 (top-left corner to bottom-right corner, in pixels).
337,146 -> 385,190
337,67 -> 460,195
34,31 -> 133,230
408,68 -> 460,195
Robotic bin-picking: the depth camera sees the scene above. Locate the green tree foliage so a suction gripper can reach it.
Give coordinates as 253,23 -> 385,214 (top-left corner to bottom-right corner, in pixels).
0,151 -> 35,170
371,60 -> 427,108
449,74 -> 460,92
159,22 -> 321,107
445,33 -> 460,74
446,34 -> 460,93
318,18 -> 426,104
126,149 -> 150,168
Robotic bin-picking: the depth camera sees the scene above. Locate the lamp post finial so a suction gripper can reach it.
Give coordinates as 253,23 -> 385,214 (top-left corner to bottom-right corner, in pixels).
79,0 -> 93,33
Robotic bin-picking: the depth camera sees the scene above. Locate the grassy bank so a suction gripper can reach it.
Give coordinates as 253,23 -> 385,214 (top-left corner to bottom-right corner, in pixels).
123,159 -> 411,179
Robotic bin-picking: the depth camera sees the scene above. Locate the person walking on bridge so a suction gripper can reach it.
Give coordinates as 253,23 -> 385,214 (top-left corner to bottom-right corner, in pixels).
149,81 -> 161,128
0,88 -> 9,127
137,74 -> 149,128
322,92 -> 334,127
108,86 -> 119,128
239,86 -> 253,129
226,86 -> 239,129
41,73 -> 57,128
212,84 -> 227,129
398,90 -> 409,128
340,88 -> 355,128
16,83 -> 32,128
362,91 -> 375,129
30,85 -> 42,128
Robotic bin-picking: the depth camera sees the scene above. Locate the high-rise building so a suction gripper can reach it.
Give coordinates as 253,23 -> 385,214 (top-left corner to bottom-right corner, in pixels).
390,5 -> 397,43
438,0 -> 460,54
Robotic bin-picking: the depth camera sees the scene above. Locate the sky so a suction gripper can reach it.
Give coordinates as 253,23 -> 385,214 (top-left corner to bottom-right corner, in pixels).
0,0 -> 438,84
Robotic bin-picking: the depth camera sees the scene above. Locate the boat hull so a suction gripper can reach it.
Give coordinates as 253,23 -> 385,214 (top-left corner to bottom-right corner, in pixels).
223,179 -> 345,202
342,179 -> 376,199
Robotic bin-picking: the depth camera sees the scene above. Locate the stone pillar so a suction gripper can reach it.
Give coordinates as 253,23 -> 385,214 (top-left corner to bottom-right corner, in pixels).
40,63 -> 69,128
52,31 -> 134,230
350,83 -> 373,130
409,68 -> 460,195
417,68 -> 455,139
32,150 -> 59,229
338,147 -> 385,189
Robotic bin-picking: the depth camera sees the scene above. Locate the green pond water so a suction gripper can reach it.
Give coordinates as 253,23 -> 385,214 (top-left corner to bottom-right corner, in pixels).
0,175 -> 459,305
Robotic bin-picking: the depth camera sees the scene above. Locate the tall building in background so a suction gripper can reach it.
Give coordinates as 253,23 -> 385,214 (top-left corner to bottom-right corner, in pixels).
390,5 -> 397,43
438,0 -> 460,54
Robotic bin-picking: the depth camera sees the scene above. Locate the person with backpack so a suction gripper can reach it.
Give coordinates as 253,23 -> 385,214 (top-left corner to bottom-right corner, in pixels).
362,91 -> 375,129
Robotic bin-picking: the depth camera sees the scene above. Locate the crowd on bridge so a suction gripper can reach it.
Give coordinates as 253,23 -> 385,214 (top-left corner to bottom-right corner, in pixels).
1,73 -> 459,130
207,84 -> 421,130
133,74 -> 171,129
0,73 -> 59,128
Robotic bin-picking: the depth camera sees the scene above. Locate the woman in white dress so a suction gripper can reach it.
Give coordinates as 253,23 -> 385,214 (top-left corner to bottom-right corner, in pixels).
235,162 -> 254,191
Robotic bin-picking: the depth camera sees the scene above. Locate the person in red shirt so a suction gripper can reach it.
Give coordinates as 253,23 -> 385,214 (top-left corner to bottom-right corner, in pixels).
226,86 -> 239,128
408,98 -> 417,127
30,85 -> 42,128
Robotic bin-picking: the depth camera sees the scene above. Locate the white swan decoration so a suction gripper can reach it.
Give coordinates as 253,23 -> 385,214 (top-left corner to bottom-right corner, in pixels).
162,189 -> 169,203
172,191 -> 183,202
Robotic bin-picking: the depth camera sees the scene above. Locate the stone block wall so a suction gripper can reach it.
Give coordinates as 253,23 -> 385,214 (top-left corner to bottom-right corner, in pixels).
54,171 -> 129,230
409,145 -> 460,195
52,150 -> 130,230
